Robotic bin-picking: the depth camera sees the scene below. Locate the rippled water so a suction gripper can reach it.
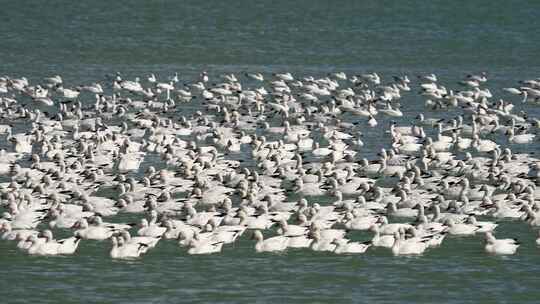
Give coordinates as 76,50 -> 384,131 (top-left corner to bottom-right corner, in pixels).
1,1 -> 540,303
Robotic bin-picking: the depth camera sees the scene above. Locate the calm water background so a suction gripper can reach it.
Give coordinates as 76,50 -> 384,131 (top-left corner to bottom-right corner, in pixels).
1,1 -> 540,303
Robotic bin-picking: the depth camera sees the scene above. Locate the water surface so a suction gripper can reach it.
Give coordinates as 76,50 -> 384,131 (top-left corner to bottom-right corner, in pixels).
1,1 -> 540,303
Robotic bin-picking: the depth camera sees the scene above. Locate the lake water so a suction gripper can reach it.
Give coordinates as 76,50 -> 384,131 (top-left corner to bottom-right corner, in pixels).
1,1 -> 540,303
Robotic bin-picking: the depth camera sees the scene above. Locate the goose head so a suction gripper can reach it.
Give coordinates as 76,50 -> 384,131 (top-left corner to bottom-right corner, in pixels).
110,236 -> 118,247
297,213 -> 308,225
140,218 -> 149,228
41,230 -> 54,242
467,216 -> 478,225
120,230 -> 131,242
378,216 -> 389,225
251,230 -> 264,242
484,231 -> 497,244
386,202 -> 398,214
0,222 -> 11,233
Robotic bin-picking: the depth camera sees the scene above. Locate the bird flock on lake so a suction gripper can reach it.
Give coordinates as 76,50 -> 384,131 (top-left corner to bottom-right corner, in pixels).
0,70 -> 539,258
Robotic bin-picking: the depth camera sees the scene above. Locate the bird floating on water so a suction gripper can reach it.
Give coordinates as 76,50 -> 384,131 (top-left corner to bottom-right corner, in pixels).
0,70 -> 538,259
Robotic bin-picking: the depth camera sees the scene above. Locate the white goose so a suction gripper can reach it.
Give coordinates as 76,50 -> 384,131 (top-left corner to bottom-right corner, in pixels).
310,230 -> 337,252
369,224 -> 395,248
445,218 -> 478,236
466,216 -> 497,233
110,236 -> 149,259
484,232 -> 519,255
137,218 -> 167,237
507,127 -> 535,144
26,233 -> 57,256
0,222 -> 38,241
26,230 -> 80,256
343,212 -> 379,231
286,234 -> 313,249
186,233 -> 224,255
276,219 -> 308,236
377,216 -> 413,235
73,218 -> 117,240
252,230 -> 288,253
120,230 -> 160,249
391,230 -> 427,256
332,238 -> 371,254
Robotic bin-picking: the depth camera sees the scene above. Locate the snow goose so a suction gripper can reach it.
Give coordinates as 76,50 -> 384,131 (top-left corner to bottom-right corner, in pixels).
445,218 -> 478,236
377,216 -> 413,235
187,240 -> 224,255
472,135 -> 499,153
294,178 -> 326,197
47,206 -> 92,229
356,159 -> 379,178
162,220 -> 182,239
15,231 -> 40,250
522,208 -> 540,227
79,196 -> 119,217
343,212 -> 379,231
120,230 -> 160,249
386,202 -> 418,218
245,72 -> 264,82
488,200 -> 524,219
276,219 -> 308,236
430,204 -> 468,224
332,238 -> 371,254
26,232 -> 59,256
26,230 -> 80,256
308,204 -> 341,227
117,152 -> 145,172
466,216 -> 497,233
369,224 -> 395,248
267,197 -> 300,213
312,142 -> 334,157
415,215 -> 447,235
416,114 -> 442,127
391,231 -> 427,256
3,205 -> 46,229
484,232 -> 519,255
90,216 -> 134,231
310,229 -> 337,252
56,232 -> 82,255
379,103 -> 403,117
309,223 -> 346,240
206,219 -> 245,244
274,72 -> 294,82
186,232 -> 224,255
252,230 -> 288,253
0,222 -> 38,241
116,197 -> 146,214
177,228 -> 202,247
238,210 -> 274,230
137,218 -> 167,237
286,233 -> 313,249
407,226 -> 446,248
110,236 -> 148,259
367,115 -> 378,128
506,127 -> 535,144
73,218 -> 117,240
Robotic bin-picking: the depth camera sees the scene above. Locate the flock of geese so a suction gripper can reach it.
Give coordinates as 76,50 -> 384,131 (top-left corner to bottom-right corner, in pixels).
0,70 -> 539,259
